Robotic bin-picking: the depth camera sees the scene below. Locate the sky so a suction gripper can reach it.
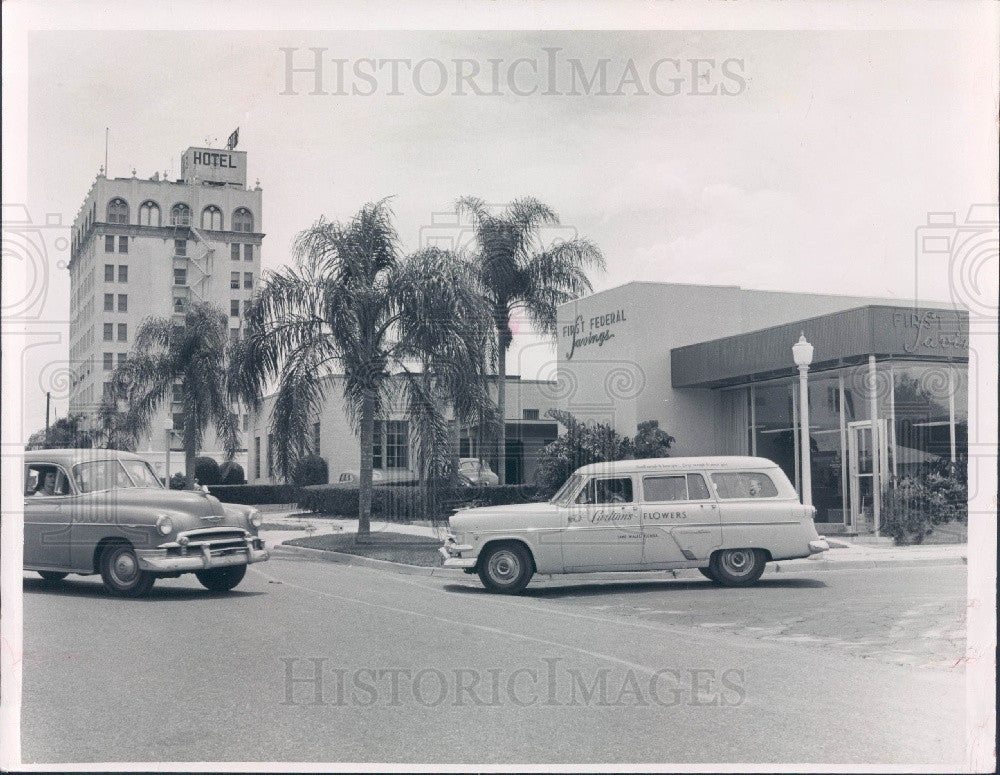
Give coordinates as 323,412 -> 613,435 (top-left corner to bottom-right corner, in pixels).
5,12 -> 998,438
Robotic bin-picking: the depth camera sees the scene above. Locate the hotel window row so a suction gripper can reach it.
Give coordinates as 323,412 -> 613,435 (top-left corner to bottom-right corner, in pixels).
231,243 -> 254,261
102,323 -> 128,342
103,264 -> 128,282
102,293 -> 128,312
104,235 -> 129,253
231,272 -> 254,289
107,198 -> 254,232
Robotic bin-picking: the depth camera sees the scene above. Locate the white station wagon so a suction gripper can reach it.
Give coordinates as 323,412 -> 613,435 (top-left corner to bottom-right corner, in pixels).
441,456 -> 830,594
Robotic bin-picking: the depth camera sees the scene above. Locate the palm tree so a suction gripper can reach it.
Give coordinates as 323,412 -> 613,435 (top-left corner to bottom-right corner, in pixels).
93,398 -> 139,451
229,200 -> 493,539
455,196 -> 606,483
110,302 -> 240,489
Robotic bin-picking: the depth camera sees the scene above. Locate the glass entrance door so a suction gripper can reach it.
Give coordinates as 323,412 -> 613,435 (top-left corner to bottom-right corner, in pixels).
847,420 -> 890,532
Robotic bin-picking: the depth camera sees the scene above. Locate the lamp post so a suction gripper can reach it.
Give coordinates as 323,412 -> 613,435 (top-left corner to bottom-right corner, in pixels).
163,417 -> 173,486
792,332 -> 814,507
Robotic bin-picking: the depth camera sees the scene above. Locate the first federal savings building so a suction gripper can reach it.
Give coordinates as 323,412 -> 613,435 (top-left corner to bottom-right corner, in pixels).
555,282 -> 969,536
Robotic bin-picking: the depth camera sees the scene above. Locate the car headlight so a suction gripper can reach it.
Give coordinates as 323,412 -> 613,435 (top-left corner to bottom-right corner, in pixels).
156,515 -> 174,535
248,509 -> 263,529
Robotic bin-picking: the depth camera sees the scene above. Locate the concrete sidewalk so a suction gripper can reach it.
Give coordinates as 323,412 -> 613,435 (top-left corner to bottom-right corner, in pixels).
258,509 -> 967,576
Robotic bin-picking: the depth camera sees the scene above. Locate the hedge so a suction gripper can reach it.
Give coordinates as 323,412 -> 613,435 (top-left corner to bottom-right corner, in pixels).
207,484 -> 302,505
297,482 -> 542,521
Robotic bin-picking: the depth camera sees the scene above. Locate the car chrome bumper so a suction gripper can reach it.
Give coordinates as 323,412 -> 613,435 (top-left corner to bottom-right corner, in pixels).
439,539 -> 477,568
137,540 -> 269,573
808,537 -> 831,554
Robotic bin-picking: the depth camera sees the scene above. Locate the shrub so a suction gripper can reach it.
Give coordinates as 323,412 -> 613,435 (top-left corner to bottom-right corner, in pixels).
218,461 -> 246,485
632,419 -> 675,459
207,484 -> 301,505
534,409 -> 633,498
880,462 -> 968,545
194,456 -> 221,486
292,454 -> 329,486
169,472 -> 187,490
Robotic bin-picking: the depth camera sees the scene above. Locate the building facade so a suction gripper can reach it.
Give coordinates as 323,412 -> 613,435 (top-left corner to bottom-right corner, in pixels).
248,376 -> 560,486
556,282 -> 969,534
67,145 -> 264,476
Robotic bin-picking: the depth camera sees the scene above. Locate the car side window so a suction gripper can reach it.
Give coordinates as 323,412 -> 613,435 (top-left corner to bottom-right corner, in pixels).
642,475 -> 687,502
711,471 -> 779,499
687,473 -> 712,500
576,476 -> 633,505
25,464 -> 71,497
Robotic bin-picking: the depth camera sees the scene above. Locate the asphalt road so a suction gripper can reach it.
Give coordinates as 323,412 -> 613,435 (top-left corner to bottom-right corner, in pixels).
19,559 -> 967,767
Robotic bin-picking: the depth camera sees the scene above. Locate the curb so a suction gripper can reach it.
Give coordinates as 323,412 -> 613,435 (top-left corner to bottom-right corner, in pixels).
769,556 -> 967,573
272,542 -> 966,579
270,543 -> 460,577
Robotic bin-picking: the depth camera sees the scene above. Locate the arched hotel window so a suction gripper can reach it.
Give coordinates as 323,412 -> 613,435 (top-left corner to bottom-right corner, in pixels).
138,201 -> 161,227
107,198 -> 129,225
201,205 -> 223,230
232,207 -> 253,233
170,203 -> 191,226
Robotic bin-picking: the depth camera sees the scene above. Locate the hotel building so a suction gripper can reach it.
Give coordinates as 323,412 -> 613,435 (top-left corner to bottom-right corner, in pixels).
67,145 -> 264,475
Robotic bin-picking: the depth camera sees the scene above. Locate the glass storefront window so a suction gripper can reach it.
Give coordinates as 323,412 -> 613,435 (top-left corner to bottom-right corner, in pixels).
892,364 -> 954,475
752,379 -> 797,490
803,371 -> 845,524
719,360 -> 967,530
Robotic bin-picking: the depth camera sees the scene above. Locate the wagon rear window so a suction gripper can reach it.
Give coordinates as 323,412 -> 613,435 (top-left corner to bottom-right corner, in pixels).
711,472 -> 778,499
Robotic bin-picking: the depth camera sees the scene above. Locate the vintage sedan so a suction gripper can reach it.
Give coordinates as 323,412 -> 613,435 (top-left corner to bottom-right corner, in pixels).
441,456 -> 830,594
23,448 -> 268,597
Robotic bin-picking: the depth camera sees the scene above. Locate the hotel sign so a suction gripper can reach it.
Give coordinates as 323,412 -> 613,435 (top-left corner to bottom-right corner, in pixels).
562,308 -> 627,360
180,146 -> 247,186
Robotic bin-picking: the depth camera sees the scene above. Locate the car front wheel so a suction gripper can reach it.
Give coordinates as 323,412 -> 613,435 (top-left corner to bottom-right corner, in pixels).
100,543 -> 156,597
478,543 -> 533,594
710,548 -> 767,587
196,565 -> 247,592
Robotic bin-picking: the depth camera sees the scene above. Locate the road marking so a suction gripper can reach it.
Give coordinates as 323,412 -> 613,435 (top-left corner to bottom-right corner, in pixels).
300,563 -> 782,653
251,565 -> 697,679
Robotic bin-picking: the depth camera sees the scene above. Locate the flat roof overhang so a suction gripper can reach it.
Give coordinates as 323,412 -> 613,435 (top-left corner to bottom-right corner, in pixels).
671,305 -> 969,389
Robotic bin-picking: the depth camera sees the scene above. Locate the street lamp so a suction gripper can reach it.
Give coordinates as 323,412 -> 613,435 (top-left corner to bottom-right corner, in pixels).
792,332 -> 814,506
163,417 -> 173,486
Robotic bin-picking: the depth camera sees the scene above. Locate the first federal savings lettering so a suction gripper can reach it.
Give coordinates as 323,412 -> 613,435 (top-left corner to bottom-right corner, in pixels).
562,309 -> 626,360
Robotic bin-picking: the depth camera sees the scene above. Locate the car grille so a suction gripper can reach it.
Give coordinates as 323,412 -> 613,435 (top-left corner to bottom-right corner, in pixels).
179,529 -> 252,556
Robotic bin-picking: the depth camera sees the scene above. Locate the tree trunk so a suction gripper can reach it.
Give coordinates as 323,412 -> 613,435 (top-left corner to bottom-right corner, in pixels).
358,391 -> 375,540
184,421 -> 197,490
448,414 -> 461,489
496,345 -> 507,485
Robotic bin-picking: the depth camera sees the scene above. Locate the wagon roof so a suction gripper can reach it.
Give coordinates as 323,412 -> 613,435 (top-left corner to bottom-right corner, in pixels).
574,456 -> 781,475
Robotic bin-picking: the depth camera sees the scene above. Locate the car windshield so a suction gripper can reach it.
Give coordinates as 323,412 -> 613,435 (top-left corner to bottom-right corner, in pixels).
550,474 -> 584,506
121,460 -> 164,489
72,459 -> 161,493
